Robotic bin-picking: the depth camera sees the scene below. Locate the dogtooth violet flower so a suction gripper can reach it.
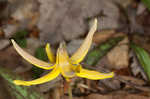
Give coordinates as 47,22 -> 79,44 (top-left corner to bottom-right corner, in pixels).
11,19 -> 114,86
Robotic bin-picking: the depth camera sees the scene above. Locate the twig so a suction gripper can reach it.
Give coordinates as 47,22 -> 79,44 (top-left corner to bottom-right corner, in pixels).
115,75 -> 150,92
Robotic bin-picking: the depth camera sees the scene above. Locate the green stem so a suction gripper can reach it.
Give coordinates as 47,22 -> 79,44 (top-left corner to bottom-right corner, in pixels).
68,82 -> 72,99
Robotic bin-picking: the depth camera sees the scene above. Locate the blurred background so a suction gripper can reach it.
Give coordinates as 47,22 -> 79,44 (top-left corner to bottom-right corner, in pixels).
1,0 -> 150,99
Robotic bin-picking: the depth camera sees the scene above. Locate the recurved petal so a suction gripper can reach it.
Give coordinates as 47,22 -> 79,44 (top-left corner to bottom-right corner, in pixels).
71,19 -> 97,64
76,68 -> 114,80
45,43 -> 55,63
11,39 -> 54,70
13,66 -> 60,86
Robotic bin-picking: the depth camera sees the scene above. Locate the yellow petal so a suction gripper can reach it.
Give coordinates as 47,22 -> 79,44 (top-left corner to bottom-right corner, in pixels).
11,39 -> 54,70
57,42 -> 75,78
13,66 -> 60,86
71,19 -> 97,64
76,68 -> 114,80
45,43 -> 55,63
56,42 -> 70,64
60,64 -> 75,78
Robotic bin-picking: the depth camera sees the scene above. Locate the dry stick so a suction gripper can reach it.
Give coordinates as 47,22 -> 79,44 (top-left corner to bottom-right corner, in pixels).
115,75 -> 150,92
78,83 -> 97,93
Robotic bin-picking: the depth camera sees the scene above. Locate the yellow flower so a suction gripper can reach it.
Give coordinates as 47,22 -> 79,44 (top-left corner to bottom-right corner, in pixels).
11,19 -> 114,86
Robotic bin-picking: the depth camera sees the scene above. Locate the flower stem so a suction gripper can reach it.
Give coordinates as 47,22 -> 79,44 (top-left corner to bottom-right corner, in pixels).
68,81 -> 72,99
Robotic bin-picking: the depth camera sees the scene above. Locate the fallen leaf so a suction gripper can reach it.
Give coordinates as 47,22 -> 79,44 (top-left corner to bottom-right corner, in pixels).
29,27 -> 39,38
114,67 -> 131,76
86,91 -> 150,99
0,28 -> 4,37
93,30 -> 115,44
117,75 -> 150,92
136,10 -> 150,35
3,24 -> 18,38
63,95 -> 84,99
119,75 -> 145,86
0,77 -> 12,99
86,94 -> 110,99
132,34 -> 150,53
99,78 -> 121,91
0,46 -> 32,73
0,39 -> 10,50
130,51 -> 148,80
107,37 -> 129,69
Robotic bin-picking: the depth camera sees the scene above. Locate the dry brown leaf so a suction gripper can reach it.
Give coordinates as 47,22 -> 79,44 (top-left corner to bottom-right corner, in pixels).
0,46 -> 32,73
113,32 -> 126,37
132,34 -> 150,53
86,92 -> 150,99
117,76 -> 150,92
130,50 -> 148,80
63,96 -> 84,99
99,78 -> 121,91
3,24 -> 18,38
0,28 -> 4,37
119,76 -> 145,86
29,27 -> 39,38
11,0 -> 38,22
136,10 -> 150,35
114,67 -> 131,76
0,39 -> 10,50
107,37 -> 129,69
86,94 -> 109,99
0,78 -> 12,99
93,30 -> 115,44
28,12 -> 39,29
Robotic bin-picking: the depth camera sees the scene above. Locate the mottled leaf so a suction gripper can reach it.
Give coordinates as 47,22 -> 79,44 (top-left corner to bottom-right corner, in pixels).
0,67 -> 44,99
85,37 -> 124,66
131,43 -> 150,81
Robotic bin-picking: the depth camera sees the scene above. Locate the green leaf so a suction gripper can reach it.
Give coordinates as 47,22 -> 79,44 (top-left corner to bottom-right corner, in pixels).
12,30 -> 29,48
131,43 -> 150,81
31,46 -> 48,79
15,38 -> 27,48
141,0 -> 150,11
0,67 -> 44,99
13,30 -> 29,39
85,36 -> 124,66
35,47 -> 48,61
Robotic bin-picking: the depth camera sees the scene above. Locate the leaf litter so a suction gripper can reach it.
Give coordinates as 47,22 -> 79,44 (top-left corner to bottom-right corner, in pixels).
1,0 -> 150,99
